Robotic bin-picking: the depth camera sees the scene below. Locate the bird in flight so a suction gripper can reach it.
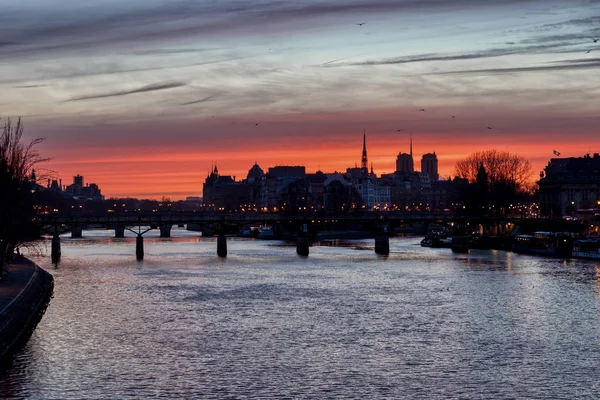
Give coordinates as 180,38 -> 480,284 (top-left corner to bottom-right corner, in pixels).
592,37 -> 598,43
419,108 -> 426,112
452,116 -> 456,119
487,126 -> 492,130
396,129 -> 404,132
255,123 -> 259,126
585,49 -> 592,54
357,22 -> 365,26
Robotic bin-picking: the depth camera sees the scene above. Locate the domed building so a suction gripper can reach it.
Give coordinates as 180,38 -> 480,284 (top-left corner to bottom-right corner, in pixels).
247,163 -> 265,184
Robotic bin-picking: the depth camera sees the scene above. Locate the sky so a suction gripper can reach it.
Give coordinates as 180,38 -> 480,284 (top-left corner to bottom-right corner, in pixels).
1,0 -> 599,199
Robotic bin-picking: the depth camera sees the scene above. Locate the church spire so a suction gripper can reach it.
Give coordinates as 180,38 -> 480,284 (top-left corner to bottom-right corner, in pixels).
410,134 -> 413,158
361,130 -> 368,170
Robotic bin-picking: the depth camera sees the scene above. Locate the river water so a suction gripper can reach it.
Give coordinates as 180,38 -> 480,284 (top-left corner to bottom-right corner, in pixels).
1,228 -> 600,399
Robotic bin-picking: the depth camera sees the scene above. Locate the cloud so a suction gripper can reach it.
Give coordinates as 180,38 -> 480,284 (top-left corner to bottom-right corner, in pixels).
428,60 -> 600,75
0,0 -> 558,59
128,48 -> 226,56
180,96 -> 217,106
321,41 -> 582,67
550,57 -> 600,64
67,81 -> 186,101
11,84 -> 52,88
0,42 -> 22,47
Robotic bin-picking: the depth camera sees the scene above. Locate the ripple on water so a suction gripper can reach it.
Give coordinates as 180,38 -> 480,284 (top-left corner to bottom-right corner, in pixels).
1,236 -> 599,399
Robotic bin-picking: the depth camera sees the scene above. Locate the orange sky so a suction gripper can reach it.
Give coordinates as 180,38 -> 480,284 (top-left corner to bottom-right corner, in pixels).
4,1 -> 599,199
32,107 -> 598,199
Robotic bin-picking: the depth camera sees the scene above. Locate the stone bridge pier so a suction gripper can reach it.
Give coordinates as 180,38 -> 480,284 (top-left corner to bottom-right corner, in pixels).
71,226 -> 83,238
51,234 -> 61,263
374,224 -> 390,256
159,224 -> 172,238
296,223 -> 310,257
114,226 -> 125,238
217,234 -> 227,257
136,234 -> 144,260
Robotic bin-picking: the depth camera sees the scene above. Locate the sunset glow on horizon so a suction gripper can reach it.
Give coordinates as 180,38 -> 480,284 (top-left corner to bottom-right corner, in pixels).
2,0 -> 599,199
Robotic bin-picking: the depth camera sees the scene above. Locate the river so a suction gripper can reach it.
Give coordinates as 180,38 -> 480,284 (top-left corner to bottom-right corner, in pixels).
1,229 -> 599,399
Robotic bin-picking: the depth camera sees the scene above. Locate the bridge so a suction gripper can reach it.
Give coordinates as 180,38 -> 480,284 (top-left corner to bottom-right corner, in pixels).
34,211 -> 525,262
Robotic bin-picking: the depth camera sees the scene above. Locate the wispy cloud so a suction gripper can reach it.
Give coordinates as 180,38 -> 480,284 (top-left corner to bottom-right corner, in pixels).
0,41 -> 22,47
0,0 -> 562,59
67,81 -> 186,101
428,59 -> 600,75
180,96 -> 217,106
322,41 -> 586,68
129,48 -> 225,56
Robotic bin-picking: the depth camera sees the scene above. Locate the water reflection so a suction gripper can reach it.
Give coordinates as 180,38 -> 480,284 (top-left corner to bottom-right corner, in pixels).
1,233 -> 599,399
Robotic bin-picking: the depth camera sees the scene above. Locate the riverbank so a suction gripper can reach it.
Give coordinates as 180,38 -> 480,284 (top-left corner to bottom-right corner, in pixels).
0,258 -> 54,365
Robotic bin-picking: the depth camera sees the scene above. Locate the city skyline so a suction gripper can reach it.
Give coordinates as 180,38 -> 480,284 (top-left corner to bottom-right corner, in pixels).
2,0 -> 599,199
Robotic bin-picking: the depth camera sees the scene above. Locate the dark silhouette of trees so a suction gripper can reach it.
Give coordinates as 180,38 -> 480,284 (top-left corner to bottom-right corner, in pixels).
1,117 -> 49,274
281,179 -> 310,215
454,149 -> 533,216
324,181 -> 363,213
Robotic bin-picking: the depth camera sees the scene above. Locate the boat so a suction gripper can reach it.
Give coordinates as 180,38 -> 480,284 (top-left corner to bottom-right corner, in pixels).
512,231 -> 573,257
420,232 -> 452,248
451,235 -> 469,253
237,227 -> 254,238
572,238 -> 600,260
256,227 -> 275,239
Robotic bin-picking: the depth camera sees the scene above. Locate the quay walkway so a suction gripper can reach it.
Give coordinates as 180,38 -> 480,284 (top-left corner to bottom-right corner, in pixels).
0,259 -> 54,364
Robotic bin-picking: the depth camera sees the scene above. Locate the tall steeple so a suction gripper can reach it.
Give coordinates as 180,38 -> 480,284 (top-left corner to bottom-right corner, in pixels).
410,134 -> 413,158
361,130 -> 368,170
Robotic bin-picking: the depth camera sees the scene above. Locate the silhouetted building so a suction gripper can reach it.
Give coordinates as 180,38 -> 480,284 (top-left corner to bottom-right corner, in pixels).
324,174 -> 356,211
65,174 -> 104,200
538,153 -> 600,216
203,164 -> 249,210
263,166 -> 306,209
246,163 -> 265,184
74,174 -> 84,187
47,179 -> 63,193
361,130 -> 368,173
396,136 -> 414,174
267,166 -> 305,178
421,152 -> 438,181
423,178 -> 469,211
306,171 -> 327,209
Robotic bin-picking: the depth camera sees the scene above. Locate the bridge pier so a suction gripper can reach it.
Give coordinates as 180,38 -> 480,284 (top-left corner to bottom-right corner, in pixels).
114,226 -> 125,238
217,234 -> 227,257
375,224 -> 390,256
375,236 -> 390,255
297,223 -> 310,257
296,236 -> 310,257
159,224 -> 172,238
71,226 -> 83,238
136,234 -> 144,260
51,234 -> 61,263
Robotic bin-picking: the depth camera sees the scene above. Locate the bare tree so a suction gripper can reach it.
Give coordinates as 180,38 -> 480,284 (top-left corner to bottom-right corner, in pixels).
454,149 -> 533,216
454,149 -> 532,193
1,117 -> 50,274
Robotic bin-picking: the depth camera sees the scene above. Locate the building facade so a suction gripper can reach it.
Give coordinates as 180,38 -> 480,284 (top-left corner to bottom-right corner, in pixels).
538,153 -> 600,216
421,152 -> 438,182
